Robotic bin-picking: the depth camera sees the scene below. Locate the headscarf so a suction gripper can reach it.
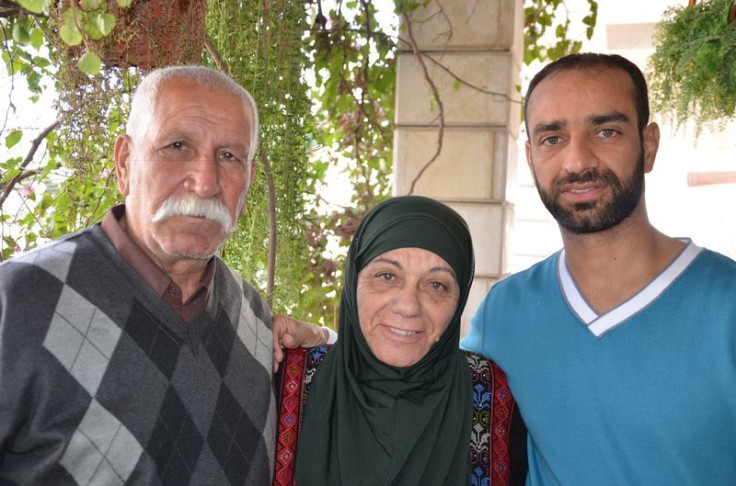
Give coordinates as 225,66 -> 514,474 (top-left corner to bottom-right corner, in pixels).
295,195 -> 475,486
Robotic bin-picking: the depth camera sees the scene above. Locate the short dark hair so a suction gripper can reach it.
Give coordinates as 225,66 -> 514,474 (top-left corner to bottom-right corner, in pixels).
524,53 -> 650,132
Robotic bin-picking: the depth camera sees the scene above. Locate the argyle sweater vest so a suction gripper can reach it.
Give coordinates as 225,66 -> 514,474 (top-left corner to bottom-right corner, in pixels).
0,225 -> 276,485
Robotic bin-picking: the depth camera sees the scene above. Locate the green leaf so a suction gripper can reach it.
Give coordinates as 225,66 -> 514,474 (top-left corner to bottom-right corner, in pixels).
81,0 -> 104,9
116,0 -> 133,7
84,15 -> 104,39
1,168 -> 21,184
452,80 -> 461,90
2,157 -> 23,170
59,23 -> 83,46
18,0 -> 45,14
62,7 -> 76,25
77,51 -> 102,75
43,156 -> 57,175
12,23 -> 31,45
97,13 -> 116,35
30,27 -> 44,49
26,69 -> 42,92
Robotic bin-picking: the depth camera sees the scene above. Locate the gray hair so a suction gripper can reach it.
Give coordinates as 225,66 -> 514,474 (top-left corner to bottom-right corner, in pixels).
126,66 -> 259,162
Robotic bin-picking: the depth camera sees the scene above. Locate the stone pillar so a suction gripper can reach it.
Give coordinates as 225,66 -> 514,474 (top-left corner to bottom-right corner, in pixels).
393,0 -> 523,335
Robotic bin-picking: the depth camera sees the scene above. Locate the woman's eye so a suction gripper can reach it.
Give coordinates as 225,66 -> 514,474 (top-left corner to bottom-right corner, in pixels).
430,281 -> 448,291
378,272 -> 394,281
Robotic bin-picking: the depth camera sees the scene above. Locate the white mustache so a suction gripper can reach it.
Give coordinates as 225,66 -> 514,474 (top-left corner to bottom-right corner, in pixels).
152,195 -> 234,232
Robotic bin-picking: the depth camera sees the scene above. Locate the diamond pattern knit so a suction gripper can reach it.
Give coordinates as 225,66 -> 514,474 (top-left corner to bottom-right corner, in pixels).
0,225 -> 275,485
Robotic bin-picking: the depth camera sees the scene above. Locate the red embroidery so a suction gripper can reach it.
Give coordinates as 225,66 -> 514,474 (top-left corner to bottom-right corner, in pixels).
490,361 -> 513,486
274,349 -> 307,486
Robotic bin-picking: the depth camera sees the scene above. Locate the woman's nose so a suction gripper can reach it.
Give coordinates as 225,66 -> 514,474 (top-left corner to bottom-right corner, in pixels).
391,285 -> 421,318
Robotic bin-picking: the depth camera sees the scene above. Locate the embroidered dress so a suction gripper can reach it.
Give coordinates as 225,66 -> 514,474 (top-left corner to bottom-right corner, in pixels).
274,347 -> 523,486
0,225 -> 276,485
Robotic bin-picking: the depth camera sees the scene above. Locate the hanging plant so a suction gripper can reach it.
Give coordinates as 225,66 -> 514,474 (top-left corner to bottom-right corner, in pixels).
648,0 -> 736,129
52,0 -> 207,171
99,0 -> 207,69
1,0 -> 209,258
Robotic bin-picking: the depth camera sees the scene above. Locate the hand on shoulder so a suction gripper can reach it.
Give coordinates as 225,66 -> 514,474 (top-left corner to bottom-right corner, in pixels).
272,315 -> 335,372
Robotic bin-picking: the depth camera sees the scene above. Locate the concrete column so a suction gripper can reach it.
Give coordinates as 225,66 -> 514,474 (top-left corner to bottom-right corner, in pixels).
393,0 -> 523,334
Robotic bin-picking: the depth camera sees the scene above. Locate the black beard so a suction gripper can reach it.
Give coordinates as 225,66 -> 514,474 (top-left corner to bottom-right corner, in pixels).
536,152 -> 645,234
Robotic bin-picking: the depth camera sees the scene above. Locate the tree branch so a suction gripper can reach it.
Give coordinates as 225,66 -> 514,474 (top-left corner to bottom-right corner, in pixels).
403,43 -> 522,104
317,22 -> 516,102
0,120 -> 60,209
402,12 -> 444,196
0,0 -> 31,18
205,34 -> 229,76
259,146 -> 278,308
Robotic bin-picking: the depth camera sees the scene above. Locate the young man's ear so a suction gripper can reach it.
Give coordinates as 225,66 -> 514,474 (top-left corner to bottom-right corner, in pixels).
114,135 -> 132,196
642,122 -> 660,173
525,140 -> 535,174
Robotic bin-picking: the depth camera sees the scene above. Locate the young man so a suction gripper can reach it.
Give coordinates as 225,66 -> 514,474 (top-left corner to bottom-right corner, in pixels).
0,66 -> 325,485
462,53 -> 736,485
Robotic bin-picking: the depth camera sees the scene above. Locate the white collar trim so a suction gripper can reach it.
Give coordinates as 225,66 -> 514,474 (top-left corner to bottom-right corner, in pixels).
558,239 -> 703,337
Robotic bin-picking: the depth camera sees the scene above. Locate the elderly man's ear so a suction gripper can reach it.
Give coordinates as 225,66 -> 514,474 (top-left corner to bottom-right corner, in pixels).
114,134 -> 133,197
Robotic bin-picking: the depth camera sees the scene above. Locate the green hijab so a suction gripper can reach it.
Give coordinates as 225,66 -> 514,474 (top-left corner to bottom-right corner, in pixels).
295,195 -> 475,486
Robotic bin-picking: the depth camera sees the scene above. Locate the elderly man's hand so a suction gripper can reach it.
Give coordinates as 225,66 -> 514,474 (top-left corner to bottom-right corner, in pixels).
272,315 -> 332,372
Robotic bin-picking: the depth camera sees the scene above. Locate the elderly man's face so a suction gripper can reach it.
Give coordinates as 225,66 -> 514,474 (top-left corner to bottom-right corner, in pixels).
114,80 -> 255,265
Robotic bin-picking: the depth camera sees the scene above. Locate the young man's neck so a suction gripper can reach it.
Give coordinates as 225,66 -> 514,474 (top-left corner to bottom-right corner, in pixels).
560,211 -> 685,314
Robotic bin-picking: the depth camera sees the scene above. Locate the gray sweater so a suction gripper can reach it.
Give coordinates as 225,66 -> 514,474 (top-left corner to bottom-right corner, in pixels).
0,225 -> 275,485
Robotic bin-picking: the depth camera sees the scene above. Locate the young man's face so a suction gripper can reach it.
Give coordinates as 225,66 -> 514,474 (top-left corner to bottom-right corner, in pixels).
114,80 -> 256,265
525,67 -> 659,234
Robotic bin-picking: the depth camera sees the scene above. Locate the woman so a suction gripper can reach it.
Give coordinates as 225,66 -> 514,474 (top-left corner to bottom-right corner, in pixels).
274,196 -> 526,486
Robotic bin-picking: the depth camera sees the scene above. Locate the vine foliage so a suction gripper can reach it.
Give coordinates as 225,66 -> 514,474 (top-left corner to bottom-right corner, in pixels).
2,0 -> 599,326
206,0 -> 313,316
648,0 -> 736,130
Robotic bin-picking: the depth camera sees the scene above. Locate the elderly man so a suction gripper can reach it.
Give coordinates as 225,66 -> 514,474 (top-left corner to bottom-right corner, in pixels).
462,53 -> 736,485
0,66 -> 325,485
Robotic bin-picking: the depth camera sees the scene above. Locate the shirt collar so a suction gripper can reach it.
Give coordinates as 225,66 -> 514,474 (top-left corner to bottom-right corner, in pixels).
100,204 -> 216,301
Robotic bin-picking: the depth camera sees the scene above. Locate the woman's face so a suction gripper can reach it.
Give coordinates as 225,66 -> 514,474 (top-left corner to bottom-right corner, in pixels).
357,247 -> 460,367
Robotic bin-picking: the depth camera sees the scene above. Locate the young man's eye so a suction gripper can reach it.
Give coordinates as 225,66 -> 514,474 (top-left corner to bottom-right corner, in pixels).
541,136 -> 560,146
599,129 -> 618,138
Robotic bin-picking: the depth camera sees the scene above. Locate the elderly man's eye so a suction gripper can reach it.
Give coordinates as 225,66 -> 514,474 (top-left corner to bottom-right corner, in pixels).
219,151 -> 243,164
